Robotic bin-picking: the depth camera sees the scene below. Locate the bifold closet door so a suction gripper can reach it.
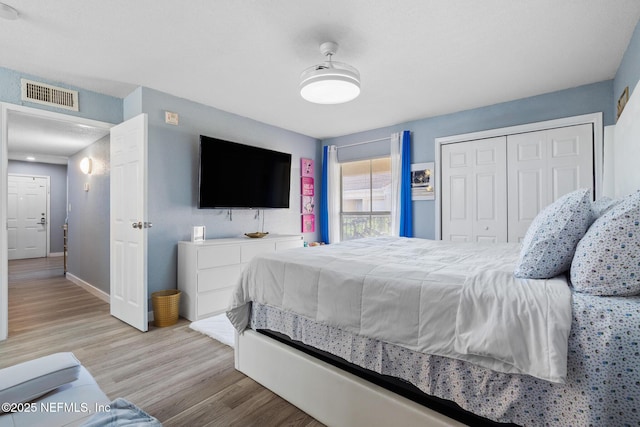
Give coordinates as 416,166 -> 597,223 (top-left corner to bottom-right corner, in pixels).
441,137 -> 507,242
507,123 -> 594,242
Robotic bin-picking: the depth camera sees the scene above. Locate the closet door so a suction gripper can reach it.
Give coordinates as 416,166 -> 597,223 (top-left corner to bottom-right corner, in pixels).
507,123 -> 593,242
441,137 -> 507,242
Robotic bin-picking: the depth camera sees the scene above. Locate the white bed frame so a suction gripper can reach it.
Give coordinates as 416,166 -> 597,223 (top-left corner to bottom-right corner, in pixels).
235,330 -> 465,427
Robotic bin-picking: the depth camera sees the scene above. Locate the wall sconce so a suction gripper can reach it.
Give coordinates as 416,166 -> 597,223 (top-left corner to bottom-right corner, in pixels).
80,157 -> 92,175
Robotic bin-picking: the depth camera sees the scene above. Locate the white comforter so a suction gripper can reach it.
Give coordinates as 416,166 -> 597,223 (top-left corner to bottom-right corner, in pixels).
227,237 -> 572,383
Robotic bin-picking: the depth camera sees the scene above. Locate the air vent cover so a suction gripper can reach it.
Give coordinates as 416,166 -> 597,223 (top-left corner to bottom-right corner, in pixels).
21,79 -> 79,111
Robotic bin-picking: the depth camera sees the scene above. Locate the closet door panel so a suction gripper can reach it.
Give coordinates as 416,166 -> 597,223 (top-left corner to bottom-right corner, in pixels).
441,144 -> 472,242
441,137 -> 506,242
552,166 -> 580,200
473,138 -> 507,243
507,131 -> 548,242
507,124 -> 594,242
547,124 -> 594,199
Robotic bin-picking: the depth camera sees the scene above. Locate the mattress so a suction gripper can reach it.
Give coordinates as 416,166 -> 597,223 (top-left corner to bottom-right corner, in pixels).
228,236 -> 572,382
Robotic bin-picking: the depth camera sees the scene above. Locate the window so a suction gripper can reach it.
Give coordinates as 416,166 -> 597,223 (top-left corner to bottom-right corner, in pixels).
340,157 -> 391,240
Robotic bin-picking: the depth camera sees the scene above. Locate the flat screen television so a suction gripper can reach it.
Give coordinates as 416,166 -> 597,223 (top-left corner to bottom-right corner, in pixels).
198,135 -> 292,209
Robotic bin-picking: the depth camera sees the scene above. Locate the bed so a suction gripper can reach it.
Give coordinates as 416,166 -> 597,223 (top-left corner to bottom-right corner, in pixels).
227,230 -> 640,426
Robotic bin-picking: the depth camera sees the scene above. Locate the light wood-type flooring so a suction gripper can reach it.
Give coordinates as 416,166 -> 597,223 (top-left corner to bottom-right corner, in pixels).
1,257 -> 324,427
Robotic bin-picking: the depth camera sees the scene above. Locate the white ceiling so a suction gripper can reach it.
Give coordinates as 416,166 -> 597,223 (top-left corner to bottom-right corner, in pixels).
7,111 -> 110,164
2,0 -> 640,158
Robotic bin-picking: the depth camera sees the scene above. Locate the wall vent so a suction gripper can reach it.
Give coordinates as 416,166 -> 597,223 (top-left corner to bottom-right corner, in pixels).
21,79 -> 79,111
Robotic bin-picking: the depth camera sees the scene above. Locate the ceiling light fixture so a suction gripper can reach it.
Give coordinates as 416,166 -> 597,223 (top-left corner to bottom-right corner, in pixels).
300,41 -> 360,105
0,2 -> 18,20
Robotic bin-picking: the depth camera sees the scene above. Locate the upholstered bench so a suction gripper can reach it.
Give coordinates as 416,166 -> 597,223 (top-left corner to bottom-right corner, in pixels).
0,353 -> 160,427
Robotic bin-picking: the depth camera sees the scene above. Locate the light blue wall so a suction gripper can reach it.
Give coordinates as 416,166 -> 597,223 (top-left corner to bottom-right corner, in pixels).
67,136 -> 111,294
323,80 -> 614,239
125,87 -> 320,296
7,161 -> 67,253
0,67 -> 123,124
614,17 -> 640,115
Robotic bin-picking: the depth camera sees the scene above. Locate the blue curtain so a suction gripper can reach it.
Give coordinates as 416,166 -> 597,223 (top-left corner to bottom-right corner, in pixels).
320,145 -> 330,243
399,130 -> 413,237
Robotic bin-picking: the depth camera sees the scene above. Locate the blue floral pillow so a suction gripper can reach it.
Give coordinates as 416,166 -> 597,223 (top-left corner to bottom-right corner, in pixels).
514,188 -> 593,279
591,196 -> 619,219
571,191 -> 640,296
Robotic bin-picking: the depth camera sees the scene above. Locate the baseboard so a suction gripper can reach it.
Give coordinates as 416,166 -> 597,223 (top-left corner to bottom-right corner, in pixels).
65,273 -> 156,325
65,273 -> 109,303
48,252 -> 64,257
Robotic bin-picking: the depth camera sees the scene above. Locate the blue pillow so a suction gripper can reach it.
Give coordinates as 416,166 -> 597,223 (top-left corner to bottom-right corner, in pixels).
514,188 -> 593,279
571,191 -> 640,296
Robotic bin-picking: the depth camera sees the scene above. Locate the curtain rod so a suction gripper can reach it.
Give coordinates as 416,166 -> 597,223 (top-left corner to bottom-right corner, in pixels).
337,136 -> 391,149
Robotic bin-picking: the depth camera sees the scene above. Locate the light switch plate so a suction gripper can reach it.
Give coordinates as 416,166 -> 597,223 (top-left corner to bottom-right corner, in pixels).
165,111 -> 179,125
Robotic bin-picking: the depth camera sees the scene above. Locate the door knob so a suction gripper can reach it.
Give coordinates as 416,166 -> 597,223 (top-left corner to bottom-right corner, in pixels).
132,222 -> 142,229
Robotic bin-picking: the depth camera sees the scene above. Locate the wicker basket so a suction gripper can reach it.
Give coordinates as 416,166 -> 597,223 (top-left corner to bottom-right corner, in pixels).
151,289 -> 181,327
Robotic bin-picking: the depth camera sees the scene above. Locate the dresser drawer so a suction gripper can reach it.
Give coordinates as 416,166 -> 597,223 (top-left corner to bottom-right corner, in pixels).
197,288 -> 234,318
197,245 -> 241,269
198,264 -> 243,293
241,242 -> 276,263
276,239 -> 303,251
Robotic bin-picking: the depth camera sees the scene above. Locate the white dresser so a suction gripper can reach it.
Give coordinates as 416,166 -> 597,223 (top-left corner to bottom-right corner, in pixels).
177,234 -> 303,321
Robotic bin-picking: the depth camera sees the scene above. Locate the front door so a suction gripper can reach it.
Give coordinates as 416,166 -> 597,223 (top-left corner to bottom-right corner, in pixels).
7,175 -> 48,260
110,114 -> 149,332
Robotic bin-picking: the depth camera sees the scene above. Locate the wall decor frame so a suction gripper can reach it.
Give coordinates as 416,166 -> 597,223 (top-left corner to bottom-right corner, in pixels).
411,162 -> 435,200
300,158 -> 315,232
617,86 -> 629,121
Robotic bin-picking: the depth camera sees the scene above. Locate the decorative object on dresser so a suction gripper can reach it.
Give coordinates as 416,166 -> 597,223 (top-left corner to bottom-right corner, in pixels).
177,234 -> 303,321
191,225 -> 205,242
244,232 -> 269,239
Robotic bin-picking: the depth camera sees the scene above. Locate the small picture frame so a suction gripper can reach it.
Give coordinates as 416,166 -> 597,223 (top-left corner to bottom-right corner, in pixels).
302,214 -> 315,233
301,195 -> 315,213
617,86 -> 629,121
191,225 -> 206,243
411,162 -> 435,200
301,177 -> 314,196
301,158 -> 314,177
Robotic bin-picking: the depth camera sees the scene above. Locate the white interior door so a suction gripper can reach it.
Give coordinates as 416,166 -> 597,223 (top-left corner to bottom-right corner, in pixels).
110,114 -> 148,332
7,175 -> 48,260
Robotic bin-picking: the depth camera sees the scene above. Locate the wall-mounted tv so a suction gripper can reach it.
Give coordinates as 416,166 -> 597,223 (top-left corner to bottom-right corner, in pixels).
198,135 -> 292,209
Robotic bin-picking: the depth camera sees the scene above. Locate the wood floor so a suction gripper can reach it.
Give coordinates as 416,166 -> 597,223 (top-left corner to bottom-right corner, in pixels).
1,257 -> 324,427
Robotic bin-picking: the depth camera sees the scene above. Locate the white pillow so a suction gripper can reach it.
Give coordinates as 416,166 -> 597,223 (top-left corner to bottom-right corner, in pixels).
571,190 -> 640,296
0,352 -> 81,406
514,188 -> 593,279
